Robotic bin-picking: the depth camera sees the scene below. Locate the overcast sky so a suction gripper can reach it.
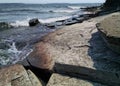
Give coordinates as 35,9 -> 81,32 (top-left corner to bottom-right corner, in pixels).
0,0 -> 105,3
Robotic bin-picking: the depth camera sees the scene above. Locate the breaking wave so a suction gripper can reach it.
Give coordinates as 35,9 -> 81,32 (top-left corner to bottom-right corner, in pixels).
68,6 -> 83,10
10,16 -> 72,26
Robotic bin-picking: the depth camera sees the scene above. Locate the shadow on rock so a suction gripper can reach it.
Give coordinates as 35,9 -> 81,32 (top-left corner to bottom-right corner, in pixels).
25,66 -> 52,85
88,31 -> 120,85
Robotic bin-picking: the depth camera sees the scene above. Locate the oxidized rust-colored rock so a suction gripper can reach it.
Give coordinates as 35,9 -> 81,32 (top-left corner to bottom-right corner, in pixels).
27,42 -> 54,70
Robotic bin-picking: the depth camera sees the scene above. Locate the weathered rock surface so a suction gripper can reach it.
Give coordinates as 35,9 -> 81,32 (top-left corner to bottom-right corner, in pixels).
97,13 -> 120,54
0,64 -> 42,86
27,13 -> 120,85
47,73 -> 106,86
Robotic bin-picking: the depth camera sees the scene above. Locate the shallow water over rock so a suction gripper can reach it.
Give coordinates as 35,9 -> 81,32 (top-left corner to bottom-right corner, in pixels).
0,24 -> 54,66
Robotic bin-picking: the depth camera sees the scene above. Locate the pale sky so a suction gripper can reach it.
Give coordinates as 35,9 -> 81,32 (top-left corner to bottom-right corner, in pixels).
0,0 -> 105,3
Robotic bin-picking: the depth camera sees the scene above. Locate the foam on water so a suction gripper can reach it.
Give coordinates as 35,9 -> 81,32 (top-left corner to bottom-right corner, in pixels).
68,6 -> 83,10
8,42 -> 21,57
51,9 -> 76,13
0,41 -> 33,65
10,18 -> 30,27
10,16 -> 72,26
39,16 -> 71,23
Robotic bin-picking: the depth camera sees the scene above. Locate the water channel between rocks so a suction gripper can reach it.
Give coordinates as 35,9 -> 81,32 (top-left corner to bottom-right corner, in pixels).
0,25 -> 55,66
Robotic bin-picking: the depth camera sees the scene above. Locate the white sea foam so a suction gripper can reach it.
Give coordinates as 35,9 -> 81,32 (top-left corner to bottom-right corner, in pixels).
52,9 -> 76,13
7,42 -> 33,64
68,6 -> 83,10
10,17 -> 30,27
8,42 -> 22,59
39,16 -> 71,23
10,16 -> 72,26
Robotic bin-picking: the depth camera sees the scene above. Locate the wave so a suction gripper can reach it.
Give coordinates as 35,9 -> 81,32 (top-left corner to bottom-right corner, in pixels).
10,16 -> 71,27
68,6 -> 83,10
0,8 -> 38,13
10,18 -> 30,27
0,40 -> 33,65
39,16 -> 71,23
1,9 -> 75,14
49,9 -> 76,13
11,9 -> 37,12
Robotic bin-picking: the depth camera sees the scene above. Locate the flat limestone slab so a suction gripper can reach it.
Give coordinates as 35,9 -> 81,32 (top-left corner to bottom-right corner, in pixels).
28,14 -> 120,86
47,73 -> 106,86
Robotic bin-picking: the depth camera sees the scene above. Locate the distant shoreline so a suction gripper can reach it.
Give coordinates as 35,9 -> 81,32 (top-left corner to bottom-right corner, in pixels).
0,3 -> 103,5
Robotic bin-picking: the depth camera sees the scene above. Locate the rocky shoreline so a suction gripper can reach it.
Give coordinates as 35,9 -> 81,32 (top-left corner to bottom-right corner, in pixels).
26,12 -> 120,86
0,9 -> 120,86
0,7 -> 99,66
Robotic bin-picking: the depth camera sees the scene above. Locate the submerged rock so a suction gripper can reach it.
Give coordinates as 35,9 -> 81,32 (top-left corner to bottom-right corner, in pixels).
0,22 -> 13,31
29,18 -> 40,27
96,13 -> 120,54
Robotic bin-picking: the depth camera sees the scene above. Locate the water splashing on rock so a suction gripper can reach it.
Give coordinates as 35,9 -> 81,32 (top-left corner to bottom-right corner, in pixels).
0,40 -> 33,66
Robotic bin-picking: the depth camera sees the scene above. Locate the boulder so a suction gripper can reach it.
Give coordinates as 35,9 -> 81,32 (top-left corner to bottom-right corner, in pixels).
47,73 -> 106,86
29,18 -> 40,27
0,64 -> 42,86
27,16 -> 120,85
27,41 -> 54,70
96,13 -> 120,54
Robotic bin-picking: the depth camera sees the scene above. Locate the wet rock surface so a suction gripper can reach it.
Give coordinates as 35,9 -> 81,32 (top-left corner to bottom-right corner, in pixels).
97,12 -> 120,54
27,13 -> 120,85
29,18 -> 40,27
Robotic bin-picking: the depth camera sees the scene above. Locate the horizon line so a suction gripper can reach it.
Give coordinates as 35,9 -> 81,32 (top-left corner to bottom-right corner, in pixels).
0,2 -> 104,4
